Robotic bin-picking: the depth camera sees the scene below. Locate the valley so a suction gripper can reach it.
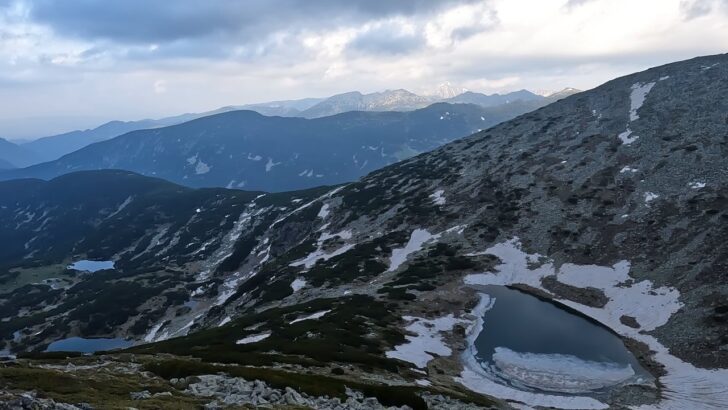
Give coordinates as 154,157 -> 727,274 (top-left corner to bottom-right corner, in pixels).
1,54 -> 727,409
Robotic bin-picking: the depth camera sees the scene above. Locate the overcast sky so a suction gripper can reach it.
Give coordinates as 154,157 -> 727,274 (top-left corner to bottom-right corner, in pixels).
1,0 -> 727,139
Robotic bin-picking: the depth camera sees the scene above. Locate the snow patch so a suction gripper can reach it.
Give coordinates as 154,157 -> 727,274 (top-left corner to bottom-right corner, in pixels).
387,229 -> 439,272
317,203 -> 330,219
195,160 -> 210,175
265,157 -> 280,172
386,314 -> 465,368
290,229 -> 354,269
688,181 -> 706,189
629,82 -> 655,122
618,129 -> 639,145
290,310 -> 331,324
236,332 -> 271,345
620,166 -> 638,173
429,189 -> 446,206
644,192 -> 659,204
291,278 -> 307,292
144,322 -> 164,343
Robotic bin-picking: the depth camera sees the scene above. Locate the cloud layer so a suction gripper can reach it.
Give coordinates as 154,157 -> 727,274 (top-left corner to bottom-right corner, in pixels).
0,0 -> 727,138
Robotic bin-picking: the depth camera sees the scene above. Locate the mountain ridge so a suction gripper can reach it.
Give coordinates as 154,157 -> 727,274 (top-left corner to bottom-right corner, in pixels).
1,54 -> 726,409
1,102 -> 546,191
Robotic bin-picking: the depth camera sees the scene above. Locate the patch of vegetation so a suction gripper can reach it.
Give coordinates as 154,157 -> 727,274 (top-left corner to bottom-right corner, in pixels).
129,296 -> 407,373
144,358 -> 428,410
0,365 -> 203,409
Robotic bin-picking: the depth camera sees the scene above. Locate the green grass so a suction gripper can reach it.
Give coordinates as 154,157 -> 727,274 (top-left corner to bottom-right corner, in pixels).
0,263 -> 72,293
128,296 -> 407,372
0,365 -> 204,409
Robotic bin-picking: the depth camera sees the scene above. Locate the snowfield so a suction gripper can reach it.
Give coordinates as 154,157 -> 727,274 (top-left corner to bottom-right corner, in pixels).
386,314 -> 465,368
290,310 -> 331,324
387,229 -> 440,272
236,332 -> 271,345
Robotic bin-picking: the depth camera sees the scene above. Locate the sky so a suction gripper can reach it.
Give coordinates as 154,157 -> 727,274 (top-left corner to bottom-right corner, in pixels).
0,0 -> 727,139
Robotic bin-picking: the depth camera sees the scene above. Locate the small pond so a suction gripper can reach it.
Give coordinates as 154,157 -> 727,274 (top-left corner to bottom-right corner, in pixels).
45,337 -> 133,353
473,285 -> 651,394
67,260 -> 115,273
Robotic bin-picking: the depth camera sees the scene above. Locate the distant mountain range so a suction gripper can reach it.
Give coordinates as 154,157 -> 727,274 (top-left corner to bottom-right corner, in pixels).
10,87 -> 579,165
0,138 -> 42,169
0,101 -> 547,191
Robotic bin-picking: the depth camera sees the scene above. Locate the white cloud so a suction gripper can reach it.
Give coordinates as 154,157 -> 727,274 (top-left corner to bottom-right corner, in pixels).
0,0 -> 727,137
153,79 -> 167,94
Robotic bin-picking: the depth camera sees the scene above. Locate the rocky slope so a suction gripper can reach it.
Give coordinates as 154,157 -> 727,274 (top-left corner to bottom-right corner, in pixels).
1,54 -> 727,409
0,102 -> 542,191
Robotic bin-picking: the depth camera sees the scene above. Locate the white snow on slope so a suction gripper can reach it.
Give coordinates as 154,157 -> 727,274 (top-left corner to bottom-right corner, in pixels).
629,82 -> 655,122
317,203 -> 330,219
290,310 -> 331,324
644,192 -> 659,204
688,181 -> 706,189
291,278 -> 307,292
462,238 -> 728,410
388,229 -> 440,272
143,322 -> 164,343
195,160 -> 210,175
236,332 -> 271,345
618,129 -> 639,145
106,196 -> 133,219
291,243 -> 354,269
429,189 -> 446,205
265,157 -> 280,172
620,166 -> 638,173
290,229 -> 354,269
617,81 -> 656,145
195,211 -> 254,281
492,347 -> 636,393
386,314 -> 465,368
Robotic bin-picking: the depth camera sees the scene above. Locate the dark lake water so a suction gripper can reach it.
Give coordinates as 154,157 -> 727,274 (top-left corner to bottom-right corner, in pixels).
45,337 -> 133,353
473,285 -> 650,392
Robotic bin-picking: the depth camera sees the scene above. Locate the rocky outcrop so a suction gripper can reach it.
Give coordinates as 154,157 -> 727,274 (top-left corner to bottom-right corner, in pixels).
183,374 -> 410,409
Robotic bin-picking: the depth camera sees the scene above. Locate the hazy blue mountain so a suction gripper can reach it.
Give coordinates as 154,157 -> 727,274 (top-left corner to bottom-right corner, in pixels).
237,97 -> 325,116
20,109 -> 246,164
15,90 -> 562,164
445,89 -> 543,106
0,158 -> 14,169
0,138 -> 42,168
299,89 -> 432,118
1,102 -> 544,191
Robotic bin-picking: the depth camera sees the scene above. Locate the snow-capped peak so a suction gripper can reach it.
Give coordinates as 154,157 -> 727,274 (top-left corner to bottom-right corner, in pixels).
428,81 -> 468,99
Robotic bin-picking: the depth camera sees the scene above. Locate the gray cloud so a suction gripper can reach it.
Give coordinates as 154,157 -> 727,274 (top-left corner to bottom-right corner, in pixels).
25,0 -> 481,44
679,0 -> 728,19
347,23 -> 425,56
